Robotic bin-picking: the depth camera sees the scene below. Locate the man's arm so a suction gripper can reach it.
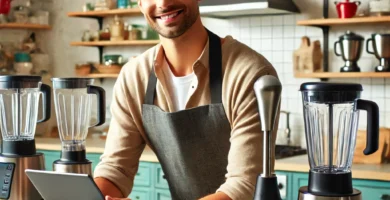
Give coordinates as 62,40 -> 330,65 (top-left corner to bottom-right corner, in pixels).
199,192 -> 232,200
94,65 -> 146,198
94,177 -> 124,198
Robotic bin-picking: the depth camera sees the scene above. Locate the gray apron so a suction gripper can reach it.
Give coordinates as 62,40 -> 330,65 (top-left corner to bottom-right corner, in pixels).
142,30 -> 231,200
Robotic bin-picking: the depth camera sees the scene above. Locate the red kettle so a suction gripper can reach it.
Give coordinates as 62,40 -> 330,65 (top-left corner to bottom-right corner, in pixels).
335,0 -> 361,18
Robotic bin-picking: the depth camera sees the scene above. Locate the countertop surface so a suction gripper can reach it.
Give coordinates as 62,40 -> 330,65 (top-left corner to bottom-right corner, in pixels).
36,137 -> 390,181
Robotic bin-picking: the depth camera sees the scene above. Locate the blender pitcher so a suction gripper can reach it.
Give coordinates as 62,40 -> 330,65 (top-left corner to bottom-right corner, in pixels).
298,82 -> 379,199
51,78 -> 105,175
0,75 -> 51,200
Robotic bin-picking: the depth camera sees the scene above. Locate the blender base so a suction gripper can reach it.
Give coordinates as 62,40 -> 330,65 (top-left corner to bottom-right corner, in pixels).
298,186 -> 361,200
375,65 -> 390,72
53,161 -> 92,175
340,64 -> 361,72
0,153 -> 44,200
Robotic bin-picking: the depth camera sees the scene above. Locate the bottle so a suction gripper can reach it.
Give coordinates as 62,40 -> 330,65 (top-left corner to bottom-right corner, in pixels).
110,15 -> 124,41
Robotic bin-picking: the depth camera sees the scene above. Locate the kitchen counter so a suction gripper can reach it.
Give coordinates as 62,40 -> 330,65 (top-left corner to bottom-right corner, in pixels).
36,137 -> 390,181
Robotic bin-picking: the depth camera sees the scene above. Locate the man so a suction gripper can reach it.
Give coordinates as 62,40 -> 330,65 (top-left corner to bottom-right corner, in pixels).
94,0 -> 279,199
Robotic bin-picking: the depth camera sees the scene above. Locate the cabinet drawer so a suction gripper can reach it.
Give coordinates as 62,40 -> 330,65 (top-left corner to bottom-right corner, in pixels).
353,179 -> 390,200
155,164 -> 169,189
155,189 -> 171,200
129,187 -> 152,200
134,162 -> 152,187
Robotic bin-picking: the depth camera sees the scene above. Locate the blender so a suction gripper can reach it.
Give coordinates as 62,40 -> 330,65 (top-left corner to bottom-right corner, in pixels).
0,75 -> 51,200
299,82 -> 379,200
253,75 -> 282,200
334,31 -> 364,72
51,78 -> 105,175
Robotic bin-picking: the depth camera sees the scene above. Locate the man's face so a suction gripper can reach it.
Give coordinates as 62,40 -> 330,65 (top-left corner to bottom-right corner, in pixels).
138,0 -> 200,38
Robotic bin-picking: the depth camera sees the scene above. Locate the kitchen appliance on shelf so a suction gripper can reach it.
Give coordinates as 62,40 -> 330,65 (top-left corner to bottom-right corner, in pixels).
298,82 -> 379,200
366,33 -> 390,72
334,31 -> 364,72
335,0 -> 361,18
0,75 -> 51,200
369,0 -> 390,16
253,75 -> 282,200
51,78 -> 105,175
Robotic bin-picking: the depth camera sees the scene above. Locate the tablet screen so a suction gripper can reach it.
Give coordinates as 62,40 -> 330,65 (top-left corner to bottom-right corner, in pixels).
25,170 -> 104,200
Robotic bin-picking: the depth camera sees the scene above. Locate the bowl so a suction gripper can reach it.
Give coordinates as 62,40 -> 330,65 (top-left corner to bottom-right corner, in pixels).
96,64 -> 121,74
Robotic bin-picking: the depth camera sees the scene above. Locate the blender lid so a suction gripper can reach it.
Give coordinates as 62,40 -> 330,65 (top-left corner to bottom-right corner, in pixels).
300,82 -> 362,91
51,77 -> 94,89
0,75 -> 42,89
339,31 -> 364,41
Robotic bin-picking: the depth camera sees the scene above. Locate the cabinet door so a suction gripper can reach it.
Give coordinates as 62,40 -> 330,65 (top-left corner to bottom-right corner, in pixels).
291,172 -> 309,200
134,162 -> 153,187
154,164 -> 169,189
129,187 -> 152,200
155,189 -> 171,200
353,179 -> 390,200
275,171 -> 292,200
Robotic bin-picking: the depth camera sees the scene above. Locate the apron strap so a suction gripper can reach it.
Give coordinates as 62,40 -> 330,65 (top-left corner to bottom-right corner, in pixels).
207,29 -> 223,104
144,29 -> 223,105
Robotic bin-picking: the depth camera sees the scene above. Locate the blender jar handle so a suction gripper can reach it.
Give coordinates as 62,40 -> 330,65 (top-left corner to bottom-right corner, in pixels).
334,41 -> 342,56
37,83 -> 51,123
366,38 -> 375,55
356,99 -> 379,155
87,85 -> 106,127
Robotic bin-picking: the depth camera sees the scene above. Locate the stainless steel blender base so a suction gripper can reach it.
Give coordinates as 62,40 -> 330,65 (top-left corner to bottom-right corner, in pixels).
298,186 -> 362,200
53,162 -> 92,175
0,153 -> 44,200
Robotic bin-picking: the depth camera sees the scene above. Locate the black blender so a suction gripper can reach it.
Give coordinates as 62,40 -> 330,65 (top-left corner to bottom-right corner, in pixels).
299,82 -> 379,200
51,78 -> 105,175
0,75 -> 51,200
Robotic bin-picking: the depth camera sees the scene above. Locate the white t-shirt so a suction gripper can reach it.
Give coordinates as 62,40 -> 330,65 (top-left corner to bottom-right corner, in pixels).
162,58 -> 197,111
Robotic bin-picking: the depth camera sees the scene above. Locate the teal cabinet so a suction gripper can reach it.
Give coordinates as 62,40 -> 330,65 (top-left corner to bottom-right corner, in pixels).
353,179 -> 390,200
130,187 -> 152,200
38,150 -> 389,200
155,189 -> 172,200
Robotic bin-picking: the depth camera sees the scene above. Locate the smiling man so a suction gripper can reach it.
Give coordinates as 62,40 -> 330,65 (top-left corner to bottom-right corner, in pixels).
93,0 -> 278,200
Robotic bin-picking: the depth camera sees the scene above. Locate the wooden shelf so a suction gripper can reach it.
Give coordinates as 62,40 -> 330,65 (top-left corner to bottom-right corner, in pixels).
0,23 -> 51,29
298,16 -> 390,26
81,73 -> 119,78
295,72 -> 390,79
67,8 -> 142,18
70,40 -> 159,46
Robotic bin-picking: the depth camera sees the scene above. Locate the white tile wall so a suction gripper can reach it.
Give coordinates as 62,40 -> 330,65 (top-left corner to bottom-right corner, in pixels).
2,0 -> 389,144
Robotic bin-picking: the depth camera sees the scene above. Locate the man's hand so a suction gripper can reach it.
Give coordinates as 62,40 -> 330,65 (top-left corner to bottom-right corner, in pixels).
105,196 -> 131,200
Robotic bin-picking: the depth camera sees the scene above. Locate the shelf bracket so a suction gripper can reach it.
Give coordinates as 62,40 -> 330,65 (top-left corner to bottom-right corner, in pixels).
98,46 -> 104,64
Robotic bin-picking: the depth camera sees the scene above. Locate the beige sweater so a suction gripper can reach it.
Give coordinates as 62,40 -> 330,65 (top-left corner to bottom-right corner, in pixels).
94,36 -> 278,199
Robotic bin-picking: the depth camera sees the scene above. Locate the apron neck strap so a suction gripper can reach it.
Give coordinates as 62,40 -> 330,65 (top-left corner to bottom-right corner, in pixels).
145,29 -> 223,105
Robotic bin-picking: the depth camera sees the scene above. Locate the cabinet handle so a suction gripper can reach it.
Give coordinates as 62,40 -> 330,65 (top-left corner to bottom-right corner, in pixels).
162,175 -> 166,179
135,196 -> 140,199
278,183 -> 284,190
380,194 -> 390,200
136,172 -> 140,176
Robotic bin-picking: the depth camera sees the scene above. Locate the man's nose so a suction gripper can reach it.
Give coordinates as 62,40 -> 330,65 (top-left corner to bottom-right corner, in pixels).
155,0 -> 174,9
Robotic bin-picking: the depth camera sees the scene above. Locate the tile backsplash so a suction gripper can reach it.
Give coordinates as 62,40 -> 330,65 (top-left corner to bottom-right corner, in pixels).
1,0 -> 389,147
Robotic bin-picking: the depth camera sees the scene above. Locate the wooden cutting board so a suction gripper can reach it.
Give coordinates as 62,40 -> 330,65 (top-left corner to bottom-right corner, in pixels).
353,128 -> 390,164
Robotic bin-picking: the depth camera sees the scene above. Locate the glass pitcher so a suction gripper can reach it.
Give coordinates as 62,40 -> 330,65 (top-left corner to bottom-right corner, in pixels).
300,82 -> 379,174
0,76 -> 50,142
51,78 -> 105,154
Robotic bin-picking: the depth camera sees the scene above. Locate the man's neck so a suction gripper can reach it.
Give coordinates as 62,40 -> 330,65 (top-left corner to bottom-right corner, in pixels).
160,17 -> 208,77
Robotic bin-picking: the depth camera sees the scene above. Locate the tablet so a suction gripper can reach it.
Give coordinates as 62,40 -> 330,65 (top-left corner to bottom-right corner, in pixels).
25,169 -> 104,200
